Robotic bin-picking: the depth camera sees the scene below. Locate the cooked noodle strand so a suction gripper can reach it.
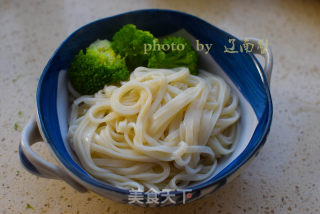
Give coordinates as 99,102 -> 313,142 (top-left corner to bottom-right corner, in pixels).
68,67 -> 239,191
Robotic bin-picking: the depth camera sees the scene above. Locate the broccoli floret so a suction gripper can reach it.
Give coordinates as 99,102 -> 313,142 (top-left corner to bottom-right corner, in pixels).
111,24 -> 158,70
148,36 -> 198,75
68,39 -> 129,95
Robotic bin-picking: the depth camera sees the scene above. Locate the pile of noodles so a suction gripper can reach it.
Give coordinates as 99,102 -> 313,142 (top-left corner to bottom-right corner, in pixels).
68,67 -> 240,191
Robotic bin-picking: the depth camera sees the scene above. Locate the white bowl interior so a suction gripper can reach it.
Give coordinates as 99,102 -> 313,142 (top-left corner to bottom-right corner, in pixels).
56,30 -> 258,187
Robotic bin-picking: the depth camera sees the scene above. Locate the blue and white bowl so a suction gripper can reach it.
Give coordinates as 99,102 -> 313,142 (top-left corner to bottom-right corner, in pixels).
19,9 -> 273,207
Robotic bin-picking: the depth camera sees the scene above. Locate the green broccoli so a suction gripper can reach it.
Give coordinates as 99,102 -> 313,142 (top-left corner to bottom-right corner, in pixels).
111,24 -> 158,71
68,39 -> 129,95
147,36 -> 198,75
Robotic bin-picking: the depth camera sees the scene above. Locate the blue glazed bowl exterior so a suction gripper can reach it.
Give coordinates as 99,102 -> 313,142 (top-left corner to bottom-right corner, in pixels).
36,9 -> 273,206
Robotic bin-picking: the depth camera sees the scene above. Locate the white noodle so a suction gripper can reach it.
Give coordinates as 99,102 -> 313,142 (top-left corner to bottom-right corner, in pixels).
67,67 -> 240,191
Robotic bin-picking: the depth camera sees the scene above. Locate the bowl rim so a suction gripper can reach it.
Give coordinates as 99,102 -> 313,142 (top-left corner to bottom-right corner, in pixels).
36,8 -> 273,197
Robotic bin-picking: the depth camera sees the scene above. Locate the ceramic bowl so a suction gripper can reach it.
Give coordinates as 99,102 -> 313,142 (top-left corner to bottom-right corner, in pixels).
19,9 -> 273,207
